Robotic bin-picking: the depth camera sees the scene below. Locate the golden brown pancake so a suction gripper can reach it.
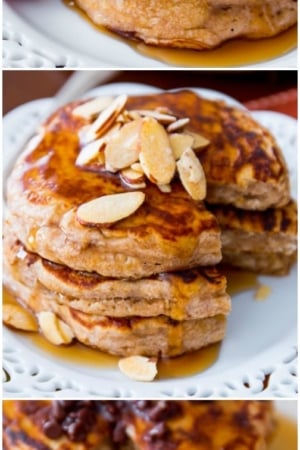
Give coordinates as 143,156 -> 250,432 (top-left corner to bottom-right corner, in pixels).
74,0 -> 297,50
5,93 -> 228,279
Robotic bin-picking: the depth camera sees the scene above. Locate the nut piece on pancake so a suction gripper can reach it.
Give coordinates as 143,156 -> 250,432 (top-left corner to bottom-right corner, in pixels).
177,148 -> 206,200
84,94 -> 127,143
139,117 -> 176,184
104,118 -> 142,171
37,311 -> 74,345
120,168 -> 146,189
169,133 -> 195,159
3,303 -> 38,332
76,191 -> 145,225
118,355 -> 158,381
72,95 -> 114,119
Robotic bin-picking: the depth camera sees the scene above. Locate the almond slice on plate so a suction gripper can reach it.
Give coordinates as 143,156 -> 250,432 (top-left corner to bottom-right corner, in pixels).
131,109 -> 177,124
186,131 -> 210,149
169,133 -> 194,160
72,96 -> 113,119
84,94 -> 127,143
77,191 -> 145,225
118,356 -> 158,381
120,168 -> 146,189
75,138 -> 106,166
3,304 -> 38,332
38,311 -> 74,345
139,117 -> 176,185
177,148 -> 207,201
167,117 -> 190,133
105,119 -> 142,172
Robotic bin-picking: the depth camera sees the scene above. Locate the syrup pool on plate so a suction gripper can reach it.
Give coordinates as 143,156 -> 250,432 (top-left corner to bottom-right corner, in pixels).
3,288 -> 220,380
4,263 -> 271,380
63,1 -> 296,67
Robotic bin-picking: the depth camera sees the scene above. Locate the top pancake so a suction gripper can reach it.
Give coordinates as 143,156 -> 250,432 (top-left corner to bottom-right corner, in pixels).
6,90 -> 289,278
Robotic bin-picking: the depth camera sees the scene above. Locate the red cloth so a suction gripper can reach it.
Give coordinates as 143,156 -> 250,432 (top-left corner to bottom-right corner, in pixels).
244,88 -> 297,119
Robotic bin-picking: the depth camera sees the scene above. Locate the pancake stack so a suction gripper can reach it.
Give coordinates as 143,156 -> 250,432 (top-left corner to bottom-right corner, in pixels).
3,90 -> 296,379
3,400 -> 275,450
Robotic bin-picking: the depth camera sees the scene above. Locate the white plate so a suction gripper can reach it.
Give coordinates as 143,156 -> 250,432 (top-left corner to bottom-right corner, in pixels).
3,1 -> 297,68
3,83 -> 297,399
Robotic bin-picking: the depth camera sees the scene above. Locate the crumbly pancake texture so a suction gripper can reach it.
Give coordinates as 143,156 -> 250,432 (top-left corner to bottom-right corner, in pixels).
3,400 -> 275,450
5,93 -> 229,279
4,233 -> 231,321
211,200 -> 297,274
74,0 -> 297,49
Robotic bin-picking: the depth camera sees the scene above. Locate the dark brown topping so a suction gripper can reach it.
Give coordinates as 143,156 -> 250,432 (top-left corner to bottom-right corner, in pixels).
41,400 -> 98,442
132,400 -> 182,422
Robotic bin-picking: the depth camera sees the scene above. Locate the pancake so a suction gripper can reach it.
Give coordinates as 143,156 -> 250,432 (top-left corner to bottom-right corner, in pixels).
3,400 -> 275,450
5,93 -> 226,279
4,256 -> 227,357
211,200 -> 297,274
5,91 -> 289,280
126,91 -> 290,210
3,233 -> 231,321
74,0 -> 297,50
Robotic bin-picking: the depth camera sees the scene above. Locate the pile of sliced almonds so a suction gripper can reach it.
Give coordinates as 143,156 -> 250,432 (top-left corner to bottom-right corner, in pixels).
73,95 -> 210,207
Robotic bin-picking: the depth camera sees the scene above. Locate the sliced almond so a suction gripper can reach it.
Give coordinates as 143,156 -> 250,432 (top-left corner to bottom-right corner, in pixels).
155,106 -> 173,115
103,122 -> 122,140
167,117 -> 190,133
38,311 -> 74,345
77,191 -> 145,225
130,162 -> 144,174
186,131 -> 210,149
84,94 -> 127,143
72,96 -> 113,119
118,356 -> 157,381
127,110 -> 142,121
131,109 -> 177,124
177,148 -> 206,201
120,168 -> 146,189
3,304 -> 38,332
105,119 -> 142,172
139,117 -> 176,185
75,138 -> 106,166
169,133 -> 194,160
158,184 -> 172,193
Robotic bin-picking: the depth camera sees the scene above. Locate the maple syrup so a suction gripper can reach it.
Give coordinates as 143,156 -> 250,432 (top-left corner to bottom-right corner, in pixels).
63,1 -> 296,67
269,414 -> 297,450
223,268 -> 259,296
223,268 -> 271,301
